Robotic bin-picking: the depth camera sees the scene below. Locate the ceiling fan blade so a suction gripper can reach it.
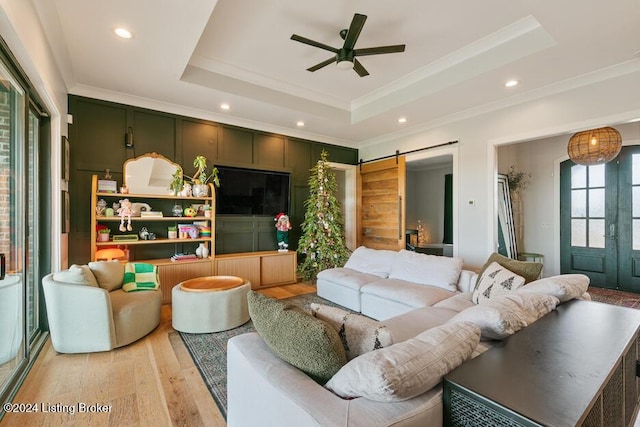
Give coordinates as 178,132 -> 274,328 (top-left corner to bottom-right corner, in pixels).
307,57 -> 336,72
291,34 -> 338,53
343,13 -> 367,50
354,45 -> 406,56
353,58 -> 369,77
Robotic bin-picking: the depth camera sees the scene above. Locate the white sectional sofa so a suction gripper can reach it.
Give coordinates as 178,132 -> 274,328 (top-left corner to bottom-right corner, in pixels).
228,247 -> 592,427
317,247 -> 478,320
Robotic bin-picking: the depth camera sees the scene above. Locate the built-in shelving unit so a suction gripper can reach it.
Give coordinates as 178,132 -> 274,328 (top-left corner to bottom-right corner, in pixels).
90,174 -> 216,302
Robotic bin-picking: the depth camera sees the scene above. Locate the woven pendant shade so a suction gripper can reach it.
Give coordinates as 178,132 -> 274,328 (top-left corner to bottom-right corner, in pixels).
567,126 -> 622,165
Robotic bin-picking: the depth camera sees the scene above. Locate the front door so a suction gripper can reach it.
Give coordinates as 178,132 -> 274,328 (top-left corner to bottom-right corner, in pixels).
560,145 -> 640,292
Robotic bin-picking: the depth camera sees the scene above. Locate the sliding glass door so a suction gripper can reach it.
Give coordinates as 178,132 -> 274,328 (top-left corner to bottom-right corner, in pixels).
0,44 -> 46,411
0,60 -> 27,394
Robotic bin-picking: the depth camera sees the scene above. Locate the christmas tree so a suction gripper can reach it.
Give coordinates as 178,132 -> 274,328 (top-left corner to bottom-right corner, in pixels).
297,150 -> 350,282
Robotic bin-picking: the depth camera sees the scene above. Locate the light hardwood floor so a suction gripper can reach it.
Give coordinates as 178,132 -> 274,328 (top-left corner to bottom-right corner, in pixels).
2,283 -> 316,427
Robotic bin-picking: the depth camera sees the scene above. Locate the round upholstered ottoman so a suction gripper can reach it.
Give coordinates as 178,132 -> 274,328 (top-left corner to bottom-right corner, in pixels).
172,276 -> 251,333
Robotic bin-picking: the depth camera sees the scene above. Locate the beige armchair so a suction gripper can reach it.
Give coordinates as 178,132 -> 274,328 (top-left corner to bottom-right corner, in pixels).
43,269 -> 161,353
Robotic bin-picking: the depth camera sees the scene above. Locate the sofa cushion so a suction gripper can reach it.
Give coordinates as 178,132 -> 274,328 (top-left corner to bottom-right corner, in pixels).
476,253 -> 542,287
472,262 -> 526,304
389,250 -> 463,291
382,306 -> 459,343
517,274 -> 590,303
122,263 -> 160,292
316,267 -> 382,291
433,292 -> 475,312
448,293 -> 559,340
325,322 -> 480,402
247,291 -> 347,384
343,246 -> 398,278
53,264 -> 99,287
362,278 -> 455,309
310,303 -> 393,360
88,260 -> 124,291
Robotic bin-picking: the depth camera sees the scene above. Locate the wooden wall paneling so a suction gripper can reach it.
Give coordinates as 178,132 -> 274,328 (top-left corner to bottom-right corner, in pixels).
257,217 -> 278,252
312,142 -> 358,165
71,98 -> 128,171
131,110 -> 176,160
181,120 -> 218,170
285,138 -> 312,185
220,126 -> 254,165
289,184 -> 309,251
255,133 -> 285,169
215,217 -> 256,254
358,157 -> 406,250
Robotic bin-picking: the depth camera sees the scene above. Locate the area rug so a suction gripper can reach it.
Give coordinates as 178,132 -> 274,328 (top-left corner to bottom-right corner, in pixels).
176,292 -> 345,419
588,287 -> 640,308
178,288 -> 640,419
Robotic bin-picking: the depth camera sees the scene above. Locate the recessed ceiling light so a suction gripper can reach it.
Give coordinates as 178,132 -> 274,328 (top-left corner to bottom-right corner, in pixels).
114,27 -> 133,39
398,117 -> 407,124
505,80 -> 519,88
296,121 -> 305,127
220,103 -> 230,110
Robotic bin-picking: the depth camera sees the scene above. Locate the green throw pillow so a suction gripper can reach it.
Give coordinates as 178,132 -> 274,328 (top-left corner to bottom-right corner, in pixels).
476,253 -> 543,288
247,291 -> 347,384
122,262 -> 160,292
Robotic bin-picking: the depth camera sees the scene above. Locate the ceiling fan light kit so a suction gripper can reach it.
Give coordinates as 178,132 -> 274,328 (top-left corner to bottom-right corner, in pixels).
567,126 -> 622,166
291,13 -> 405,77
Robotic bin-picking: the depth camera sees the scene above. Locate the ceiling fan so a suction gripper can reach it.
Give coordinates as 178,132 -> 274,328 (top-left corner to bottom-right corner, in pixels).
291,13 -> 406,77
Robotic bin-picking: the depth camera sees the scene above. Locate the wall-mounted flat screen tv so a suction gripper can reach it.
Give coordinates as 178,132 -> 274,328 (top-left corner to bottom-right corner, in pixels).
215,166 -> 290,216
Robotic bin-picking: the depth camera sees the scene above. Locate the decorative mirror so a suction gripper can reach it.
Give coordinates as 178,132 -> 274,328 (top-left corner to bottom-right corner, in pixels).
497,174 -> 518,259
123,153 -> 180,195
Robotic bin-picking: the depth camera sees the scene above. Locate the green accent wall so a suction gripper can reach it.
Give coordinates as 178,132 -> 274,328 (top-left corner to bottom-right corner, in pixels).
67,95 -> 357,264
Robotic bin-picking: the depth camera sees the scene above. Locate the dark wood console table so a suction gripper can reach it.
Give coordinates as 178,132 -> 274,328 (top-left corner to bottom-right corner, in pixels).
444,299 -> 640,426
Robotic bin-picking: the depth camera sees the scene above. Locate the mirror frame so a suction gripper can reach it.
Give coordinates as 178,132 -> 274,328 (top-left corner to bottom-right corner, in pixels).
497,173 -> 518,259
123,152 -> 181,195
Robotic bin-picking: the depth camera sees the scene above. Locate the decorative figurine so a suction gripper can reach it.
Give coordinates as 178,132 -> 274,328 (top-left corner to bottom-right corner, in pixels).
117,198 -> 134,232
274,212 -> 292,252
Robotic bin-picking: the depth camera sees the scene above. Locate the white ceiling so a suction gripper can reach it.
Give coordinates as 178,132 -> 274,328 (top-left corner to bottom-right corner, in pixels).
35,0 -> 640,147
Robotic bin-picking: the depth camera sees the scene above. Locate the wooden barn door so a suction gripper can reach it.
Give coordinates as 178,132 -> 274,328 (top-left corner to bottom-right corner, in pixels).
358,156 -> 406,250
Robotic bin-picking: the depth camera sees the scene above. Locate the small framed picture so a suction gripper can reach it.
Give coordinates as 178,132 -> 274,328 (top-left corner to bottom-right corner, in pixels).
62,136 -> 70,181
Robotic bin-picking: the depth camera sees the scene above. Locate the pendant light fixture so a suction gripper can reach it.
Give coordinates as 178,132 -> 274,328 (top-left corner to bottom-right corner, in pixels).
567,126 -> 622,165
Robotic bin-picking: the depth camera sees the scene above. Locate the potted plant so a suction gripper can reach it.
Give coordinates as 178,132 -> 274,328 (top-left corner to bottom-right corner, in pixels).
167,225 -> 177,239
168,168 -> 184,196
97,228 -> 111,242
186,155 -> 220,197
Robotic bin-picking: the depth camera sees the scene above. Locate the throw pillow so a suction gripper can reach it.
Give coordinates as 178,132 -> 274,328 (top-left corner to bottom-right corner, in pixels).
343,246 -> 398,278
88,260 -> 125,291
389,249 -> 463,291
53,264 -> 99,287
122,262 -> 160,292
517,274 -> 590,303
449,293 -> 559,340
475,253 -> 543,288
310,303 -> 393,360
472,262 -> 525,304
325,322 -> 480,402
247,291 -> 347,384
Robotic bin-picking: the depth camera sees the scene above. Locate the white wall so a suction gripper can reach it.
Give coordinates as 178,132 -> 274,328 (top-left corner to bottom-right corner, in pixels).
0,0 -> 69,269
406,166 -> 452,244
359,63 -> 640,269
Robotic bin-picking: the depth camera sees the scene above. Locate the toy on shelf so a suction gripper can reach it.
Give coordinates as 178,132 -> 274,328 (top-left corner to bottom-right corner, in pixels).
117,199 -> 134,232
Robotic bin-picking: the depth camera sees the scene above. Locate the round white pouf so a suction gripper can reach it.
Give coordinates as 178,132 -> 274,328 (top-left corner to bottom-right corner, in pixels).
172,276 -> 251,333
